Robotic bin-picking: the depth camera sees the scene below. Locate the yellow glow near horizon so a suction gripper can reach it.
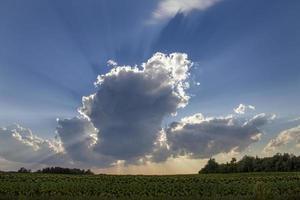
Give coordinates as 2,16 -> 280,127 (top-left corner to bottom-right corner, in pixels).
94,157 -> 208,175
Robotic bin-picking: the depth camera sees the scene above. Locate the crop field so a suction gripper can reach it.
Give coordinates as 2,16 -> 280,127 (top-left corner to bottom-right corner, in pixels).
0,172 -> 300,200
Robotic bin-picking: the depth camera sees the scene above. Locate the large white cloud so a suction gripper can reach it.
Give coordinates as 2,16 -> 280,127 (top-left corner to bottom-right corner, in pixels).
152,0 -> 221,21
264,125 -> 300,152
57,52 -> 192,166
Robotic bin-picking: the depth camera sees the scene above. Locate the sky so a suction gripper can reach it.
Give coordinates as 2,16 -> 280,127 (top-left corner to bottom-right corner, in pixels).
0,0 -> 300,174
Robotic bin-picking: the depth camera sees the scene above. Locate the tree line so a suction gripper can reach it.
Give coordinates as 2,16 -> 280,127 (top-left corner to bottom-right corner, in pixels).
199,153 -> 300,173
12,167 -> 94,175
2,153 -> 300,175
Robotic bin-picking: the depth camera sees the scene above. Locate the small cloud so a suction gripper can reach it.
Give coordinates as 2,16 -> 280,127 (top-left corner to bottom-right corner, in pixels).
107,59 -> 118,67
234,104 -> 256,114
288,117 -> 300,122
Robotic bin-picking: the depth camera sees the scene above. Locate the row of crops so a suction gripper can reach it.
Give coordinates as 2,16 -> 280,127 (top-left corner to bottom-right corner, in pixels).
0,172 -> 300,199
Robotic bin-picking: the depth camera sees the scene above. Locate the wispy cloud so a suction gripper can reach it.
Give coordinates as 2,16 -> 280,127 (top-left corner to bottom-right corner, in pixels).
152,0 -> 221,21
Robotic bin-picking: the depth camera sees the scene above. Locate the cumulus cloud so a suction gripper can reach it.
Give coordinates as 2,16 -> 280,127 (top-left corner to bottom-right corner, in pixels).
56,52 -> 192,166
264,125 -> 300,152
152,113 -> 272,161
152,0 -> 221,21
234,104 -> 255,114
0,124 -> 65,165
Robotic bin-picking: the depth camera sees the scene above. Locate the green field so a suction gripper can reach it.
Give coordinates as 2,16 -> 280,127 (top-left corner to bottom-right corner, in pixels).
0,172 -> 300,200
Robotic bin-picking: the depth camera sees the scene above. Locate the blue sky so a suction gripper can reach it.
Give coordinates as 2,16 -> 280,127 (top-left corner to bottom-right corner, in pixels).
0,0 -> 300,173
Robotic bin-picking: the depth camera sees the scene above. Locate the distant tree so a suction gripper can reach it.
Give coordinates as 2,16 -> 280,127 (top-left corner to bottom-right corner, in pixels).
18,167 -> 31,173
37,167 -> 94,175
85,169 -> 94,175
199,158 -> 219,173
237,156 -> 255,172
230,157 -> 237,164
229,157 -> 237,173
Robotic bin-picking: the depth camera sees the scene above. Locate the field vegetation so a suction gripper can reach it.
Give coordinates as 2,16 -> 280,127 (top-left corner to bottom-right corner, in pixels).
0,172 -> 299,199
0,153 -> 300,200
